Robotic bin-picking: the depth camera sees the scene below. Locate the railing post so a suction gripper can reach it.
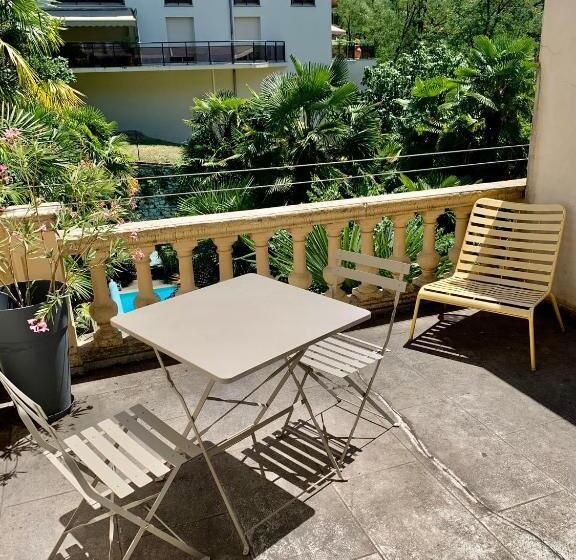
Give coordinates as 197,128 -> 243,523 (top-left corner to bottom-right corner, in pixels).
252,232 -> 272,278
208,41 -> 212,64
173,239 -> 197,294
214,236 -> 236,282
324,223 -> 346,300
416,211 -> 441,286
288,227 -> 312,290
89,248 -> 122,348
134,245 -> 160,309
162,42 -> 165,65
392,214 -> 412,265
449,207 -> 472,266
231,41 -> 235,64
353,218 -> 381,301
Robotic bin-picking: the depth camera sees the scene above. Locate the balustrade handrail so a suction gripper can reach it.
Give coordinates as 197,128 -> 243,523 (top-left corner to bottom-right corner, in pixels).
60,40 -> 287,68
63,179 -> 526,252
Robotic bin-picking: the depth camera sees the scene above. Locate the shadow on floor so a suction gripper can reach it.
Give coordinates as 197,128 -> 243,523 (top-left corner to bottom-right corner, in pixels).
405,303 -> 576,425
51,442 -> 318,560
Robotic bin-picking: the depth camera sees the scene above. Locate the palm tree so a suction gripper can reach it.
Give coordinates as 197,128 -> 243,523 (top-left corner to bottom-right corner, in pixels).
0,0 -> 80,108
250,56 -> 382,202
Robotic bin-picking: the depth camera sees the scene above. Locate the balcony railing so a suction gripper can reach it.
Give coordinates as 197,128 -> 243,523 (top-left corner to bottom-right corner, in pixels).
57,179 -> 526,368
61,41 -> 287,68
332,42 -> 377,60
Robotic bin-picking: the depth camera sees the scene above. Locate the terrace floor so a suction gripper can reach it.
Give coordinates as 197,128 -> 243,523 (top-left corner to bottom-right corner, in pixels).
1,304 -> 576,560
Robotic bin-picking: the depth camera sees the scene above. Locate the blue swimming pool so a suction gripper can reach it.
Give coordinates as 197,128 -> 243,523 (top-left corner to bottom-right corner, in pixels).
109,282 -> 177,314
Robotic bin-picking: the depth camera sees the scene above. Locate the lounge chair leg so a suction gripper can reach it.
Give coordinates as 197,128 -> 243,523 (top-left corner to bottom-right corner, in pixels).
529,315 -> 537,372
549,293 -> 566,333
408,294 -> 422,341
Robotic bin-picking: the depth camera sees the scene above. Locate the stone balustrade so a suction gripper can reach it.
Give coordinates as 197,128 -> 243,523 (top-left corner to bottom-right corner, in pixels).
61,179 -> 526,370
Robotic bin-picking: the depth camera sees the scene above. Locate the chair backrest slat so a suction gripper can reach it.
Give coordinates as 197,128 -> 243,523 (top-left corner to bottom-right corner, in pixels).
328,249 -> 410,294
456,198 -> 565,293
330,265 -> 407,293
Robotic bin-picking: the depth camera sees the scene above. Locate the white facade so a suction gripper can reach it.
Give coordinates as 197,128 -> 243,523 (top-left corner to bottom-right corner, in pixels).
53,0 -> 331,141
126,0 -> 331,64
527,0 -> 576,312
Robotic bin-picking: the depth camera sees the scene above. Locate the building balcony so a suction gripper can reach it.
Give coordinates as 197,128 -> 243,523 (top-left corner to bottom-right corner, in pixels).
60,40 -> 287,70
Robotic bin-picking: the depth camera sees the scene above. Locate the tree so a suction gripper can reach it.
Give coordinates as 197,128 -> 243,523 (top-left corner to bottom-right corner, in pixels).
0,0 -> 79,108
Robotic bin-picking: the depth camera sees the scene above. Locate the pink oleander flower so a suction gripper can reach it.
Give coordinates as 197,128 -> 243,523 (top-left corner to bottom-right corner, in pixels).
2,128 -> 22,144
28,318 -> 50,333
132,249 -> 146,263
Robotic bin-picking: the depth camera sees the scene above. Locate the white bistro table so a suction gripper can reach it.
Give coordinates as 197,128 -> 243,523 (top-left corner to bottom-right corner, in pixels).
111,273 -> 370,554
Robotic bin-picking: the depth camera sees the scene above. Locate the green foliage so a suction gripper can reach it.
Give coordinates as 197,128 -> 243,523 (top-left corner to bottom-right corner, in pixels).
0,102 -> 135,207
396,35 -> 536,155
334,0 -> 543,59
0,0 -> 79,108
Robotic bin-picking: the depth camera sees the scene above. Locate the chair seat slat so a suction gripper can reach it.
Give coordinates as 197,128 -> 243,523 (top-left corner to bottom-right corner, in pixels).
306,345 -> 371,370
82,427 -> 152,488
130,405 -> 201,460
300,355 -> 349,379
115,412 -> 186,467
465,235 -> 557,252
65,435 -> 134,498
304,348 -> 358,374
316,339 -> 381,364
98,419 -> 170,478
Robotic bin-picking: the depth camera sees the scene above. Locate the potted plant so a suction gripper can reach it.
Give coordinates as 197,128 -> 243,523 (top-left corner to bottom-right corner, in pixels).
0,146 -> 133,423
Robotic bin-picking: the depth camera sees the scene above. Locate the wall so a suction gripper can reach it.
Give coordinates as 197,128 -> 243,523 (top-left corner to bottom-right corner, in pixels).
344,58 -> 377,89
75,67 -> 277,141
527,0 -> 576,310
124,0 -> 332,64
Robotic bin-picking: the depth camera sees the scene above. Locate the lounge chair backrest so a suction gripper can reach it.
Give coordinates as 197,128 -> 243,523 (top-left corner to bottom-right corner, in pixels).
456,198 -> 566,293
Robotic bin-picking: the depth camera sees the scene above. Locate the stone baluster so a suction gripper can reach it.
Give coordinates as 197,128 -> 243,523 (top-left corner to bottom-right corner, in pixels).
324,223 -> 346,300
415,211 -> 441,286
252,232 -> 272,278
89,248 -> 122,348
352,219 -> 381,301
449,207 -> 472,266
288,227 -> 312,290
214,236 -> 236,282
392,214 -> 413,265
173,239 -> 197,294
134,245 -> 160,309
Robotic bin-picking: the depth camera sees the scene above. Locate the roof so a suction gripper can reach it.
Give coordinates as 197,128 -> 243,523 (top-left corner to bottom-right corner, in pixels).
331,24 -> 346,37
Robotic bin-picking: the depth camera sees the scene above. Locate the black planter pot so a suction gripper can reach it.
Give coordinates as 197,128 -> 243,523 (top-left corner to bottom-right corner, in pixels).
0,282 -> 72,422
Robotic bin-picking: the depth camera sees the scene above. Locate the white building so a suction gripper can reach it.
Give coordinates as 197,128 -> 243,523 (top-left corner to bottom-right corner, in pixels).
50,0 -> 332,142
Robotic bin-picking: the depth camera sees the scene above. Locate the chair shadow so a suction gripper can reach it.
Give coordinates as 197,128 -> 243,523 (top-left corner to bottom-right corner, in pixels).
52,442 -> 317,560
404,304 -> 576,425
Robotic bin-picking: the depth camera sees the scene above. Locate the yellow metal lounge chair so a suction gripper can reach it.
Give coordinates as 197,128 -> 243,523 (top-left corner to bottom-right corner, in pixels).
408,198 -> 566,371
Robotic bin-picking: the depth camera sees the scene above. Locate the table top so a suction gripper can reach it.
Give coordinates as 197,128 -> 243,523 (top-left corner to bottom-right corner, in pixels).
111,274 -> 371,383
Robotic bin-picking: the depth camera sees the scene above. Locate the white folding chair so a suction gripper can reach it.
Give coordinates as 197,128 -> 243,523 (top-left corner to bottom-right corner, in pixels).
283,249 -> 410,466
0,370 -> 209,560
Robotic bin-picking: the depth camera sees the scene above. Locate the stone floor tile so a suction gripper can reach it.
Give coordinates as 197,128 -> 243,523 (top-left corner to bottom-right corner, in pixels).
484,491 -> 576,560
0,491 -> 123,560
401,400 -> 560,511
252,485 -> 378,560
450,381 -> 561,436
503,418 -> 576,495
335,462 -> 514,560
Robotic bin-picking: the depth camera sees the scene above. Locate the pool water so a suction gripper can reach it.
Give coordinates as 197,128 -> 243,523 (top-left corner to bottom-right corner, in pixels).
109,282 -> 177,314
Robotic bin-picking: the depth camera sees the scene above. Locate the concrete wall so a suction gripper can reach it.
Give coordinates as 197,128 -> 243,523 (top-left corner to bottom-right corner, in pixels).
125,0 -> 332,64
75,67 -> 277,142
527,0 -> 576,310
344,58 -> 377,89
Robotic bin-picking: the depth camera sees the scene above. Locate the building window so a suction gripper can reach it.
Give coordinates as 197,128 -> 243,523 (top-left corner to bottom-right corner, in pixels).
234,0 -> 260,5
291,0 -> 315,5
